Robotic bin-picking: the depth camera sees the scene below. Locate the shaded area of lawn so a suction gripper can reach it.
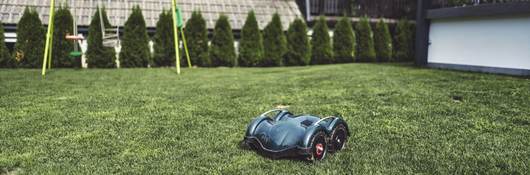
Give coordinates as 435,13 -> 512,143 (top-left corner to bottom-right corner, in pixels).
0,64 -> 529,174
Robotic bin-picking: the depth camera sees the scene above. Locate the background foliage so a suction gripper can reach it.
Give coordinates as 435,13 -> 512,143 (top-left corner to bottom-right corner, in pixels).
311,16 -> 334,65
262,13 -> 287,67
355,16 -> 376,62
52,5 -> 76,68
184,11 -> 210,67
152,10 -> 175,67
119,5 -> 150,68
210,15 -> 236,67
333,16 -> 356,63
86,7 -> 116,68
13,7 -> 45,68
374,19 -> 393,62
239,11 -> 264,67
285,18 -> 311,66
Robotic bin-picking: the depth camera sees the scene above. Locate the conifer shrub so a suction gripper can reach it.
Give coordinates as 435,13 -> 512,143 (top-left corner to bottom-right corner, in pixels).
239,11 -> 264,67
262,13 -> 287,66
86,7 -> 116,68
311,16 -> 333,64
52,5 -> 76,68
120,5 -> 150,68
333,16 -> 355,63
355,16 -> 376,62
153,10 -> 175,67
184,11 -> 210,67
14,7 -> 45,68
285,18 -> 311,66
374,19 -> 393,62
394,18 -> 413,62
0,22 -> 14,68
210,15 -> 236,67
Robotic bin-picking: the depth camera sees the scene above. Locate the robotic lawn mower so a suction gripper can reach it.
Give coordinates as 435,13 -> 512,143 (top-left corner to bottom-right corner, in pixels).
241,109 -> 350,161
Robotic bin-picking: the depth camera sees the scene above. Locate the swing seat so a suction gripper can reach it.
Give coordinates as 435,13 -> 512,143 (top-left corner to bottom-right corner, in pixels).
103,39 -> 119,47
69,51 -> 82,57
66,35 -> 84,40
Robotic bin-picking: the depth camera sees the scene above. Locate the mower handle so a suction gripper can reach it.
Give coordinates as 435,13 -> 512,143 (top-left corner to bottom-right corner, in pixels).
259,109 -> 285,119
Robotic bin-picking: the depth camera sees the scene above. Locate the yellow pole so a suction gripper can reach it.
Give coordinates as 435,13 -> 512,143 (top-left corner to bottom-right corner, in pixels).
48,22 -> 54,69
180,28 -> 192,68
171,0 -> 181,74
42,0 -> 55,76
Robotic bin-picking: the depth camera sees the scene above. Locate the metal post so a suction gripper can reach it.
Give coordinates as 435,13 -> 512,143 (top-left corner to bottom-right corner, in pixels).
180,29 -> 192,68
42,0 -> 56,77
415,0 -> 431,66
171,0 -> 181,74
305,0 -> 311,21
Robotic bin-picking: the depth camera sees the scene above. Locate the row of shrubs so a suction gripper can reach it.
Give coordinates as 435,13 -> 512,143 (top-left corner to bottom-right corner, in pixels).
0,6 -> 415,68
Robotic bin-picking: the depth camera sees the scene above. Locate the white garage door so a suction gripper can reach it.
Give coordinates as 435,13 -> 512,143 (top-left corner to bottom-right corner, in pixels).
428,15 -> 530,70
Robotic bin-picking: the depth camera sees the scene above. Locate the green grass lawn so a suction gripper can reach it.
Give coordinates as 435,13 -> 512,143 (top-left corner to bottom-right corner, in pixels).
1,64 -> 529,174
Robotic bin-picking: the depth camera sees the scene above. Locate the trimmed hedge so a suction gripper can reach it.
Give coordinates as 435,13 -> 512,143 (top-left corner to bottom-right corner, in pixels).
262,13 -> 287,67
120,5 -> 150,68
333,16 -> 356,63
394,18 -> 414,62
210,15 -> 236,67
0,22 -> 14,68
185,11 -> 210,67
239,11 -> 264,67
52,5 -> 76,68
285,18 -> 311,66
355,16 -> 376,62
374,19 -> 393,62
14,7 -> 45,68
311,16 -> 333,65
86,7 -> 116,68
153,10 -> 175,67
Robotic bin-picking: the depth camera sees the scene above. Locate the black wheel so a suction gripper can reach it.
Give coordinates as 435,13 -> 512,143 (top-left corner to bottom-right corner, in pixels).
308,131 -> 328,161
330,124 -> 348,152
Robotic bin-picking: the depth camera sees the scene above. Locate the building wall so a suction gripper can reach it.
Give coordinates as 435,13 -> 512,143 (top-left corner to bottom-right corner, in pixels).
428,15 -> 530,71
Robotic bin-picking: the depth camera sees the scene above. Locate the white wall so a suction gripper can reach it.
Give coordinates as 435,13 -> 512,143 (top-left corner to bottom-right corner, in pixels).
428,15 -> 530,70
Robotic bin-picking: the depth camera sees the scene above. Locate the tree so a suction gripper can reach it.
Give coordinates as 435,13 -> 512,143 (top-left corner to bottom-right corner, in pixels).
0,22 -> 14,68
355,16 -> 376,62
262,13 -> 287,66
184,11 -> 210,67
86,6 -> 116,68
395,18 -> 413,62
239,11 -> 264,67
333,16 -> 355,63
14,7 -> 45,68
374,19 -> 393,62
120,6 -> 150,68
285,18 -> 310,66
311,16 -> 333,64
152,10 -> 175,67
52,5 -> 75,68
210,15 -> 236,67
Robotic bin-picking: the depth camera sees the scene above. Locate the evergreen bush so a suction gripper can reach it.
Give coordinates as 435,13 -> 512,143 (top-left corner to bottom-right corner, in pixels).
374,19 -> 393,62
333,16 -> 355,63
153,10 -> 175,67
185,11 -> 210,67
262,13 -> 287,66
239,11 -> 264,67
86,7 -> 116,68
311,16 -> 333,64
120,5 -> 150,68
14,7 -> 45,68
395,18 -> 413,62
210,15 -> 236,67
285,18 -> 311,66
0,22 -> 14,68
355,16 -> 376,62
52,5 -> 75,68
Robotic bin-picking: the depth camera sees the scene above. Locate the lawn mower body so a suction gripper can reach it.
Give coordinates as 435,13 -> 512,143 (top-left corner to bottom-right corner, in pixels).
242,110 -> 349,160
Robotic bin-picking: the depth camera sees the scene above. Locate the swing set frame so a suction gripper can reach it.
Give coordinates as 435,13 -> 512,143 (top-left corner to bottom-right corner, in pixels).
41,0 -> 191,77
